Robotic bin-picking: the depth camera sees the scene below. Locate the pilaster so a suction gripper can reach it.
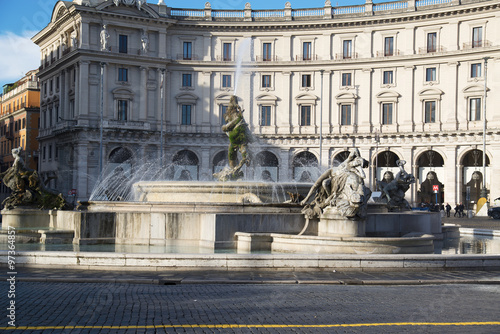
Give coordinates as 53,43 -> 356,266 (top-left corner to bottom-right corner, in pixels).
139,66 -> 148,121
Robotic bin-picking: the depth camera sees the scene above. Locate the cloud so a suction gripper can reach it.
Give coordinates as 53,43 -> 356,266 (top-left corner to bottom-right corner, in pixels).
0,31 -> 40,86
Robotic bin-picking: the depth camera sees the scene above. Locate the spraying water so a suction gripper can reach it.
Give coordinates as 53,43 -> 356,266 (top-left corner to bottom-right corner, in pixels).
233,38 -> 252,97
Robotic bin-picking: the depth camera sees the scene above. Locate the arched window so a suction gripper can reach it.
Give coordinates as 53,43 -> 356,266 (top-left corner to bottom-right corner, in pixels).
172,150 -> 199,180
292,151 -> 318,182
254,151 -> 279,182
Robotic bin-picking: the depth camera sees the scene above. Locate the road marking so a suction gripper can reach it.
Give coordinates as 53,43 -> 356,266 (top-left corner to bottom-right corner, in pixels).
1,322 -> 500,330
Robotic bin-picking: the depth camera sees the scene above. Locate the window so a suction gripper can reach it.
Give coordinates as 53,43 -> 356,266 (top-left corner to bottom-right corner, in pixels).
220,105 -> 228,125
471,63 -> 481,78
263,43 -> 272,61
343,40 -> 352,59
50,79 -> 53,93
119,35 -> 128,53
341,104 -> 351,125
261,106 -> 271,126
424,101 -> 436,123
472,27 -> 482,48
223,43 -> 232,61
341,73 -> 352,87
427,32 -> 437,53
262,75 -> 271,88
118,68 -> 128,82
384,37 -> 394,56
382,103 -> 393,125
56,76 -> 60,90
470,98 -> 481,121
182,74 -> 192,87
222,75 -> 231,88
383,71 -> 393,85
300,106 -> 311,126
181,105 -> 192,125
49,145 -> 52,159
183,42 -> 192,60
43,146 -> 46,160
426,67 -> 436,82
301,74 -> 311,88
303,42 -> 312,60
118,100 -> 128,120
55,106 -> 59,122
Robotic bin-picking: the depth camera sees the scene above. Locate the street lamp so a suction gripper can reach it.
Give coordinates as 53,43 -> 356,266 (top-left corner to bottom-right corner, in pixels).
99,62 -> 105,175
160,69 -> 165,168
480,57 -> 489,199
374,129 -> 380,190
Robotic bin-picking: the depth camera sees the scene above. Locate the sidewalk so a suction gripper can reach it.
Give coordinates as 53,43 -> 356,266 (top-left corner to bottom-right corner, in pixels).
4,267 -> 500,285
442,215 -> 500,230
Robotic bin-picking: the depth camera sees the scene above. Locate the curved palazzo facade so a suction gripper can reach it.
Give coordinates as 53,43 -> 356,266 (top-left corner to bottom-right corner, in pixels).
33,0 -> 500,206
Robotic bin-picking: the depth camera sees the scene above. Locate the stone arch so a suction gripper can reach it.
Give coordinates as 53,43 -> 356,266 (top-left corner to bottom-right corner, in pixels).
254,151 -> 279,182
415,149 -> 445,204
172,149 -> 199,180
292,151 -> 319,182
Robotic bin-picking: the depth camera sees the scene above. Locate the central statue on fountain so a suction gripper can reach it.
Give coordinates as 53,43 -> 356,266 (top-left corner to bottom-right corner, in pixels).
213,95 -> 253,181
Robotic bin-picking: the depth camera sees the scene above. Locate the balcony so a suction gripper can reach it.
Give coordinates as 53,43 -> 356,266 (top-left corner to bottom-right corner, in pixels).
295,55 -> 319,61
176,54 -> 200,60
376,49 -> 401,57
462,40 -> 492,50
418,45 -> 446,54
103,120 -> 151,131
335,53 -> 359,60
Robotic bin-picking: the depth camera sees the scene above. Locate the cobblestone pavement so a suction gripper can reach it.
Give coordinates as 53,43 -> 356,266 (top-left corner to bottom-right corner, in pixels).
1,281 -> 500,333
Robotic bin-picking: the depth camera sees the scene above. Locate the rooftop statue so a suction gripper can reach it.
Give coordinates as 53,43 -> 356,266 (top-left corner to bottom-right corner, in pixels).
377,160 -> 415,211
0,147 -> 68,210
300,148 -> 371,219
213,95 -> 253,181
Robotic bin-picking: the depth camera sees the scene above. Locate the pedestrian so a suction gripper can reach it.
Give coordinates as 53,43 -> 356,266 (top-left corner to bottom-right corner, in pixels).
445,203 -> 451,217
459,202 -> 465,218
454,204 -> 459,217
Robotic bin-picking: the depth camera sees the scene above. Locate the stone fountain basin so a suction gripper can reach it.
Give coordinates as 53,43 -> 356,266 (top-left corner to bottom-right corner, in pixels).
235,232 -> 436,254
132,181 -> 312,204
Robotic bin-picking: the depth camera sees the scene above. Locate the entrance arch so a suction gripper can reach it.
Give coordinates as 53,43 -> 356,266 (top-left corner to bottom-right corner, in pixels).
292,151 -> 318,182
254,151 -> 279,181
172,150 -> 199,180
416,150 -> 444,205
461,149 -> 490,205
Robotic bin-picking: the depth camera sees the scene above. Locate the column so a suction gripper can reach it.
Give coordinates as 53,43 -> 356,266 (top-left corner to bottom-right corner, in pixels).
200,147 -> 211,181
74,62 -> 80,118
399,65 -> 415,132
78,61 -> 89,124
201,71 -> 212,133
279,149 -> 290,182
64,69 -> 70,118
101,63 -> 108,119
139,66 -> 148,121
75,143 -> 89,201
80,21 -> 90,49
278,72 -> 292,135
60,69 -> 66,121
444,146 -> 458,205
158,30 -> 167,59
203,34 -> 212,61
442,62 -> 459,131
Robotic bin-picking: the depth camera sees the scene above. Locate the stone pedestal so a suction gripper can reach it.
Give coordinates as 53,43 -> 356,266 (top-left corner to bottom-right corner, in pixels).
318,207 -> 366,237
1,208 -> 51,229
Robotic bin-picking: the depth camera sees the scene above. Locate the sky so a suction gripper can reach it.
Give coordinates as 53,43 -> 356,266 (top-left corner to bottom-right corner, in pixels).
0,0 -> 365,89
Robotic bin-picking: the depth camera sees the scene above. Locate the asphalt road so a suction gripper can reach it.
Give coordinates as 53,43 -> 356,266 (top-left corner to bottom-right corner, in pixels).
1,281 -> 499,333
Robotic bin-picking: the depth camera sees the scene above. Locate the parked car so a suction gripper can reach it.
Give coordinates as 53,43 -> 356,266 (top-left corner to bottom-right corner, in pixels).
487,206 -> 500,219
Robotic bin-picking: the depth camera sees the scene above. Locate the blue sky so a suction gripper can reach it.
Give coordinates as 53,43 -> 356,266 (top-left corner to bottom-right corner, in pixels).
0,0 -> 364,88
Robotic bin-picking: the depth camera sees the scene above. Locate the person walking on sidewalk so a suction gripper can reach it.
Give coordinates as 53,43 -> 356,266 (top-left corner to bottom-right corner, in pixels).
459,202 -> 465,217
445,203 -> 451,217
454,203 -> 460,217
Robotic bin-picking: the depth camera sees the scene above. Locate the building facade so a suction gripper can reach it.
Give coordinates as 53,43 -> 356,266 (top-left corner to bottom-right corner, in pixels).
33,0 -> 500,207
0,70 -> 41,204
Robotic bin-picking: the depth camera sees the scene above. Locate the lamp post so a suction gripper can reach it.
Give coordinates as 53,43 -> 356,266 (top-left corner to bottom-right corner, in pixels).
480,57 -> 489,198
374,128 -> 380,190
319,70 -> 324,168
99,62 -> 105,175
160,69 -> 165,168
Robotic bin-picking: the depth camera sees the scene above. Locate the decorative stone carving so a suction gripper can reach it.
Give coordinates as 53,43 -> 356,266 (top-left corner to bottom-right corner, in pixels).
100,24 -> 109,51
141,29 -> 149,53
300,148 -> 371,220
213,95 -> 253,181
377,160 -> 415,211
0,147 -> 68,210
